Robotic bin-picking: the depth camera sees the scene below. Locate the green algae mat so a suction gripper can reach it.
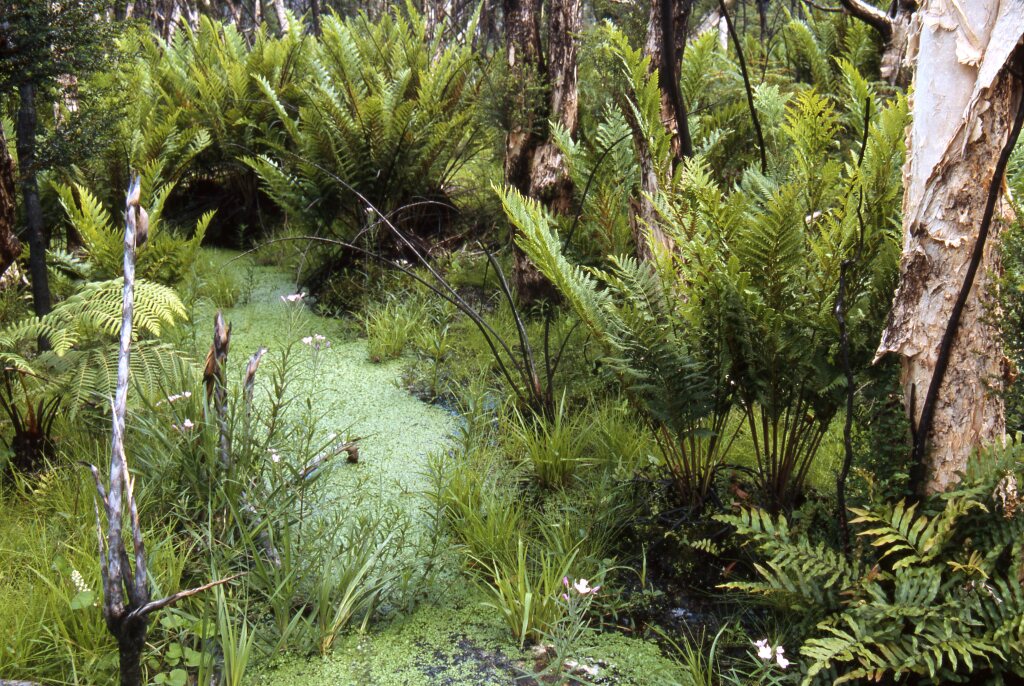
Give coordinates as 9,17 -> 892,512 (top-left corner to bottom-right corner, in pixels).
200,252 -> 684,685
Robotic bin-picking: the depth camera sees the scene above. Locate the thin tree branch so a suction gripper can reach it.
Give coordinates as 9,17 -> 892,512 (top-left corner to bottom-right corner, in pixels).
718,0 -> 767,174
838,0 -> 893,40
126,574 -> 243,621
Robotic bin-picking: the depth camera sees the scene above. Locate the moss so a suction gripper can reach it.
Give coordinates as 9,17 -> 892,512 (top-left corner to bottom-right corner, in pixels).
252,589 -> 686,686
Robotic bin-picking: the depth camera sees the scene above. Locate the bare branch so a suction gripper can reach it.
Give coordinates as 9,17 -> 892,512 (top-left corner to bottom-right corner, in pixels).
297,438 -> 362,481
838,0 -> 893,39
800,0 -> 843,12
127,574 -> 243,621
78,461 -> 108,508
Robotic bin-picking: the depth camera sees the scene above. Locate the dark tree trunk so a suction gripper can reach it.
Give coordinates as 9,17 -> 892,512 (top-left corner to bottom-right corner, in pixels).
0,127 -> 20,276
629,0 -> 693,259
503,0 -> 551,305
113,618 -> 149,686
757,0 -> 768,43
309,0 -> 321,34
505,0 -> 582,305
15,83 -> 50,318
644,0 -> 693,165
527,0 -> 581,213
502,0 -> 542,195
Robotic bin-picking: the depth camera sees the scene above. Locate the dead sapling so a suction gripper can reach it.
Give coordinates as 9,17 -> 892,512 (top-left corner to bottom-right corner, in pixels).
81,175 -> 237,686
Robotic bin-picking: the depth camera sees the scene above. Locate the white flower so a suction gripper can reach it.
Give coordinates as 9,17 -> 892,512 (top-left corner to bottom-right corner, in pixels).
301,336 -> 314,345
172,418 -> 195,432
754,639 -> 773,661
573,578 -> 600,595
71,569 -> 91,595
270,451 -> 281,463
157,390 -> 192,406
775,646 -> 790,669
281,293 -> 304,303
314,334 -> 326,341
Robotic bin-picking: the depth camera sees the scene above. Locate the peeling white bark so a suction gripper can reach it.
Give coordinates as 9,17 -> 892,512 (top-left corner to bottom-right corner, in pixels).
877,0 -> 1024,493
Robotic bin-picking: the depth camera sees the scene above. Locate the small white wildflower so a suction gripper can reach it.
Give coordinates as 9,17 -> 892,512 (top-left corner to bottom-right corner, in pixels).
775,646 -> 790,669
281,293 -> 305,303
172,418 -> 195,432
301,336 -> 314,345
754,639 -> 773,661
573,579 -> 600,595
71,569 -> 91,595
270,451 -> 281,463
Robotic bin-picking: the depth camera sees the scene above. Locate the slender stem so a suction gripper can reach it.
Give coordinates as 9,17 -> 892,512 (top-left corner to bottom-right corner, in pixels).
719,0 -> 767,174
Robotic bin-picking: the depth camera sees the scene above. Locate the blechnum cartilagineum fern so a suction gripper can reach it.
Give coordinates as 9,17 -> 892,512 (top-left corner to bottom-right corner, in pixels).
82,15 -> 309,222
719,448 -> 1024,685
245,5 -> 486,246
506,22 -> 906,512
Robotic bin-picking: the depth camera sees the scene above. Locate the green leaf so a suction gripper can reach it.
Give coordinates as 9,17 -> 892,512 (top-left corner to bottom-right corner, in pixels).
70,591 -> 95,610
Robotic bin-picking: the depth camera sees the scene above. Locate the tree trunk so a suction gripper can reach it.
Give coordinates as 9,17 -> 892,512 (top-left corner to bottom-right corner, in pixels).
527,0 -> 581,213
114,619 -> 148,686
0,127 -> 20,276
503,0 -> 543,196
880,5 -> 914,87
643,0 -> 693,163
876,2 -> 1024,494
838,0 -> 916,87
628,0 -> 693,260
15,83 -> 50,318
504,0 -> 551,305
309,0 -> 321,35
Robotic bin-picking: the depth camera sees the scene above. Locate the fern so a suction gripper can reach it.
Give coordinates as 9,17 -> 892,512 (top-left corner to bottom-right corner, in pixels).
720,451 -> 1024,684
508,49 -> 907,509
54,181 -> 211,284
0,279 -> 190,417
246,7 -> 485,245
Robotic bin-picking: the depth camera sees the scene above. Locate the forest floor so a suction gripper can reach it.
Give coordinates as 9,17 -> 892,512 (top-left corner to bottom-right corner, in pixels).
199,251 -> 685,685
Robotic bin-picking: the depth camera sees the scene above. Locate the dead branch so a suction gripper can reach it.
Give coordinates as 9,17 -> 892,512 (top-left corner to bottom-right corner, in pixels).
85,175 -> 233,686
298,437 -> 362,481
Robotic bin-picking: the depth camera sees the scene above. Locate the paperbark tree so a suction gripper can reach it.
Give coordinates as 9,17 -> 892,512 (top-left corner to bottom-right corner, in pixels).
875,1 -> 1024,494
527,0 -> 581,213
627,0 -> 695,260
643,0 -> 693,164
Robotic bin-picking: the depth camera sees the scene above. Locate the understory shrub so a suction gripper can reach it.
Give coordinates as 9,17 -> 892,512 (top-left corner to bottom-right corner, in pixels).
507,25 -> 905,513
720,446 -> 1024,684
245,7 -> 486,251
